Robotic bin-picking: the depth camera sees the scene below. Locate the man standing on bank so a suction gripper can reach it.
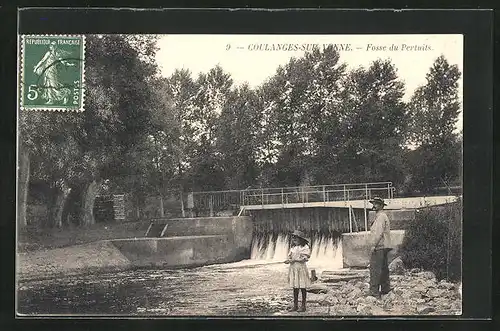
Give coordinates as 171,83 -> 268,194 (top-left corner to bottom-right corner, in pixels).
368,197 -> 392,299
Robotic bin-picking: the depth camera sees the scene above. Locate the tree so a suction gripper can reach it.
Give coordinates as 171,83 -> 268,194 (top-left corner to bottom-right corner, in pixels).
139,78 -> 180,216
336,59 -> 407,185
18,110 -> 81,228
406,56 -> 462,193
185,66 -> 233,191
73,34 -> 159,226
19,34 -> 161,228
216,83 -> 262,189
257,56 -> 316,186
408,56 -> 461,146
301,46 -> 347,184
163,69 -> 199,192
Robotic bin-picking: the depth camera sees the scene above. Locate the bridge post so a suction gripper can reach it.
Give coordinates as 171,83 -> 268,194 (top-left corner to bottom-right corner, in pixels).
349,205 -> 353,233
364,187 -> 368,231
209,195 -> 214,217
323,185 -> 326,206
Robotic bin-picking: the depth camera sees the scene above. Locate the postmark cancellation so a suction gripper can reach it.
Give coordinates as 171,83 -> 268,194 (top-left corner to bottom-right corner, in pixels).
19,35 -> 86,112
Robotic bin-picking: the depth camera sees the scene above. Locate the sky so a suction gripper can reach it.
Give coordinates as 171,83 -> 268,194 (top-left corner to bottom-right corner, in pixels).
155,34 -> 463,132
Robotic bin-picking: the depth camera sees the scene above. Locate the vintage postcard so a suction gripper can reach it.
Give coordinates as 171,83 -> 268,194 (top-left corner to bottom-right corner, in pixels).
17,33 -> 463,317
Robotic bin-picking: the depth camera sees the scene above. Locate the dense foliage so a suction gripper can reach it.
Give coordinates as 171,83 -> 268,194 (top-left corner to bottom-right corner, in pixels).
18,37 -> 462,228
399,199 -> 462,281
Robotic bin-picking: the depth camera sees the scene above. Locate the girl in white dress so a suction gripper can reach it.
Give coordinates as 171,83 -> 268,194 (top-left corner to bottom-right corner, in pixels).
285,230 -> 311,312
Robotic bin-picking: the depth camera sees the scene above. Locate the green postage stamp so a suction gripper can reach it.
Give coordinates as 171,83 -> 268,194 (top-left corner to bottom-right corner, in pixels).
19,35 -> 86,111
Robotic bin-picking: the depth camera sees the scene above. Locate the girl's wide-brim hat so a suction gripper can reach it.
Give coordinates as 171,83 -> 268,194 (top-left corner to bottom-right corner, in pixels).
291,230 -> 309,243
369,197 -> 387,206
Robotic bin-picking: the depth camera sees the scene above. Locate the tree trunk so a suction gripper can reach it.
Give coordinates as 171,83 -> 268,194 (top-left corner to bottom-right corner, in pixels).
49,181 -> 71,228
17,147 -> 30,229
81,180 -> 101,226
62,185 -> 81,227
180,187 -> 185,218
159,195 -> 165,217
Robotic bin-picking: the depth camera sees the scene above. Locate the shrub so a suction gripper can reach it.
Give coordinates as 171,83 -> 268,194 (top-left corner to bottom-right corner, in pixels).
400,198 -> 462,282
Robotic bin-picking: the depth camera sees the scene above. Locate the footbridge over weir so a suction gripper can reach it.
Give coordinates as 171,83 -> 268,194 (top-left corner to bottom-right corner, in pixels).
187,182 -> 458,234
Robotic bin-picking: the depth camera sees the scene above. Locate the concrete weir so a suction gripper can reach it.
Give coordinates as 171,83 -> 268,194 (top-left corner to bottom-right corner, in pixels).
110,235 -> 234,268
110,216 -> 254,268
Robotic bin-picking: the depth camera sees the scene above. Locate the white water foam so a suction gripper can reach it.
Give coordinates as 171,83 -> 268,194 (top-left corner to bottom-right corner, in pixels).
250,234 -> 343,273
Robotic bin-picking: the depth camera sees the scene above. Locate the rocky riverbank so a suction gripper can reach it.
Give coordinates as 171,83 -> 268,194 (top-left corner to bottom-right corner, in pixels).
272,268 -> 462,316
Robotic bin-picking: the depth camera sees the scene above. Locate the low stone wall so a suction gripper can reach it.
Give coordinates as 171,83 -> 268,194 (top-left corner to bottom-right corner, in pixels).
110,235 -> 236,268
341,230 -> 406,268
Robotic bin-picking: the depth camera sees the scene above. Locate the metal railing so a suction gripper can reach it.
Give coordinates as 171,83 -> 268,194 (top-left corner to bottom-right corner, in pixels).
190,182 -> 395,215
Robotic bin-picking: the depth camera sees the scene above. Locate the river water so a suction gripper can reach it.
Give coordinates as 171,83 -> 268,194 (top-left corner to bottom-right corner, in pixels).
18,261 -> 298,316
17,235 -> 343,316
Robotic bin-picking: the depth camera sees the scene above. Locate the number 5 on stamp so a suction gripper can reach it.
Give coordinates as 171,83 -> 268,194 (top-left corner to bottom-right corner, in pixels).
19,35 -> 86,112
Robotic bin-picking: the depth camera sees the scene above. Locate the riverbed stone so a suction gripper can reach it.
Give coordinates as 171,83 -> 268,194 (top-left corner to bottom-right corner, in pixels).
416,306 -> 436,314
390,274 -> 405,282
401,289 -> 421,300
417,271 -> 436,281
364,295 -> 379,305
382,291 -> 397,303
328,296 -> 340,305
356,303 -> 372,315
388,257 -> 405,275
413,284 -> 428,294
393,287 -> 404,296
307,284 -> 329,294
437,280 -> 455,290
427,288 -> 446,298
307,293 -> 328,303
341,283 -> 355,294
347,287 -> 363,300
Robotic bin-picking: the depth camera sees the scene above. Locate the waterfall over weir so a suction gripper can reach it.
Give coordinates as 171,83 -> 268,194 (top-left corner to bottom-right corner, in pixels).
247,207 -> 355,271
250,233 -> 343,271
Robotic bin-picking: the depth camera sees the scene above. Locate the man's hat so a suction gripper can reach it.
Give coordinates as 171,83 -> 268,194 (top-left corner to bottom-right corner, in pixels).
369,197 -> 387,206
291,229 -> 309,243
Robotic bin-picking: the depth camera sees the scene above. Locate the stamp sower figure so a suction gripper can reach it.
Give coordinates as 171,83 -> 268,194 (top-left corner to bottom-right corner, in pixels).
33,41 -> 74,105
285,230 -> 311,312
367,197 -> 392,298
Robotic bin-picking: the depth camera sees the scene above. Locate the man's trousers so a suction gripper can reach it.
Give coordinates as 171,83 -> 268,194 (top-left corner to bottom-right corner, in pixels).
369,248 -> 391,295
